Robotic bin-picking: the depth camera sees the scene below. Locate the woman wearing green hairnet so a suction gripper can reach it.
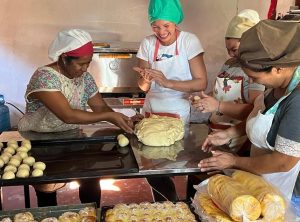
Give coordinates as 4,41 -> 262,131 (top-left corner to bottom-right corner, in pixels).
134,0 -> 207,201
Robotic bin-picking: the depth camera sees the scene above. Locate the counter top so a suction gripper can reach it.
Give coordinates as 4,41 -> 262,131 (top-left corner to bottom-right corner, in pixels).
0,123 -> 211,185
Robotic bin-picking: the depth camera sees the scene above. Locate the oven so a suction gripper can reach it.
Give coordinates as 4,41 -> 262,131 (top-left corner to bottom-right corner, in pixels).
88,42 -> 145,110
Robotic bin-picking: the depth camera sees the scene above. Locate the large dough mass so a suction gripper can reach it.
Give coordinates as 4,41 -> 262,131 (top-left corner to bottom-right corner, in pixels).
134,115 -> 184,146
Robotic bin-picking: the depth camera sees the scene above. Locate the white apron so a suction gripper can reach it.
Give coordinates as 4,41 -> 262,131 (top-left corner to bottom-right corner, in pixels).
143,32 -> 192,125
210,74 -> 247,150
246,67 -> 300,199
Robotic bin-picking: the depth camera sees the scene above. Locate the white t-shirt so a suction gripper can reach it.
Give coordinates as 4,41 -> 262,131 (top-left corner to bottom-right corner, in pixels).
137,31 -> 204,64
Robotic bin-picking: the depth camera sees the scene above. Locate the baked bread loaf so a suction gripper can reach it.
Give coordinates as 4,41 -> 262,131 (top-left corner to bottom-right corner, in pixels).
40,218 -> 58,222
195,192 -> 233,222
232,170 -> 285,222
207,174 -> 261,222
58,212 -> 80,222
14,212 -> 35,222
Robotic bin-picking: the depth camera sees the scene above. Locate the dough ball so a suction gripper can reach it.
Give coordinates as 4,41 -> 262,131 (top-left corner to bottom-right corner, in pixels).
117,134 -> 126,140
17,151 -> 28,159
2,151 -> 12,158
14,212 -> 34,222
4,165 -> 17,173
194,95 -> 201,101
118,137 -> 129,147
31,169 -> 43,177
2,171 -> 15,179
7,143 -> 18,150
21,139 -> 31,146
18,164 -> 30,171
23,156 -> 35,166
16,146 -> 29,153
134,115 -> 184,146
7,139 -> 17,146
0,142 -> 3,149
0,159 -> 4,168
11,154 -> 22,162
22,143 -> 32,150
16,169 -> 30,178
3,147 -> 15,155
8,158 -> 21,167
0,154 -> 10,164
33,161 -> 46,171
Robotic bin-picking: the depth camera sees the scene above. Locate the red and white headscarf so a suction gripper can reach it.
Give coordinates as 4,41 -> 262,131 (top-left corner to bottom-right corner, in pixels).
48,29 -> 93,62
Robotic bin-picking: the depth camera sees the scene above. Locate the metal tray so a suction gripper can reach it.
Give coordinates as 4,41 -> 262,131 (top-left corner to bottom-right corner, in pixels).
100,201 -> 200,222
0,203 -> 99,221
0,138 -> 139,186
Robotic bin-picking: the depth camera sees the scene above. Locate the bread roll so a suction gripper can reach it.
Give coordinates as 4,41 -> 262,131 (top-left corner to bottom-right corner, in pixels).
32,169 -> 43,177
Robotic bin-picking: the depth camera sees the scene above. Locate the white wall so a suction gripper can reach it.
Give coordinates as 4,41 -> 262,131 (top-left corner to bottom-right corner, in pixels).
0,0 -> 293,127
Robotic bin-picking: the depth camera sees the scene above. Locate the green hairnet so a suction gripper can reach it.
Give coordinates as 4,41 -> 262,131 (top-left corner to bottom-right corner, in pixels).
148,0 -> 184,24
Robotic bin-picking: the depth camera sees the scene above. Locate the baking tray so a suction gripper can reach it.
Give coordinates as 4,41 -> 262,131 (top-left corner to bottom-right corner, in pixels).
18,126 -> 121,145
0,203 -> 99,221
0,138 -> 139,186
100,201 -> 201,222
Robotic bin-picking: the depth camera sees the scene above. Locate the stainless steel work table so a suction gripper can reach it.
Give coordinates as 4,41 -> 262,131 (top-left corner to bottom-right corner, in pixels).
0,123 -> 211,208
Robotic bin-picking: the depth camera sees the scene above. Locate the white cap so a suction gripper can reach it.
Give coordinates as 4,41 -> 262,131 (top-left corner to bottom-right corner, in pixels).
48,29 -> 92,62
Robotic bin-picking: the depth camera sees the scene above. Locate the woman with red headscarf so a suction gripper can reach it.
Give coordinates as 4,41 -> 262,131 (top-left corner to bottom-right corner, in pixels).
18,29 -> 138,207
18,29 -> 134,133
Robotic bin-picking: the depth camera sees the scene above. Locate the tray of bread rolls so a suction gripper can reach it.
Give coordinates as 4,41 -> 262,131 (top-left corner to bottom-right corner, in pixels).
0,137 -> 138,186
0,202 -> 98,222
100,201 -> 200,222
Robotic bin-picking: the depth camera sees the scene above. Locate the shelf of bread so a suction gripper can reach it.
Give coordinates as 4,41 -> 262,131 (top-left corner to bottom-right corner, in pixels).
102,201 -> 199,222
0,203 -> 97,222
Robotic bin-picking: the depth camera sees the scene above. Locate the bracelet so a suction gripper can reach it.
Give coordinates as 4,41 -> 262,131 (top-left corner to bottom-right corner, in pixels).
216,101 -> 223,116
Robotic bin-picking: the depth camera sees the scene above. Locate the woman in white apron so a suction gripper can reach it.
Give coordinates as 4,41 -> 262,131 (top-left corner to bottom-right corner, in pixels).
135,0 -> 207,201
192,9 -> 265,153
198,20 -> 300,201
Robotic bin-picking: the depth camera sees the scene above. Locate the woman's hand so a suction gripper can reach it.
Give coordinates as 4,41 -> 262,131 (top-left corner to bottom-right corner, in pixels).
192,91 -> 219,113
198,150 -> 236,172
131,113 -> 144,124
107,112 -> 134,134
133,67 -> 153,83
202,130 -> 231,152
145,68 -> 172,88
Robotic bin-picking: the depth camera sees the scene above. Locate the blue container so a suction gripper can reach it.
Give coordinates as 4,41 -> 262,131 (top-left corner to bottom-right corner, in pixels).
0,95 -> 11,133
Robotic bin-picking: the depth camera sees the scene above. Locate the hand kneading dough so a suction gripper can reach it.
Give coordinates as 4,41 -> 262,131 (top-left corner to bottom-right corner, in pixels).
32,169 -> 43,177
134,115 -> 184,146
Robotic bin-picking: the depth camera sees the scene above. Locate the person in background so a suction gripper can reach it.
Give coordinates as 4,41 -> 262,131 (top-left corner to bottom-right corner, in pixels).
187,9 -> 265,199
199,20 -> 300,201
134,0 -> 207,201
18,29 -> 137,207
192,9 -> 265,153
